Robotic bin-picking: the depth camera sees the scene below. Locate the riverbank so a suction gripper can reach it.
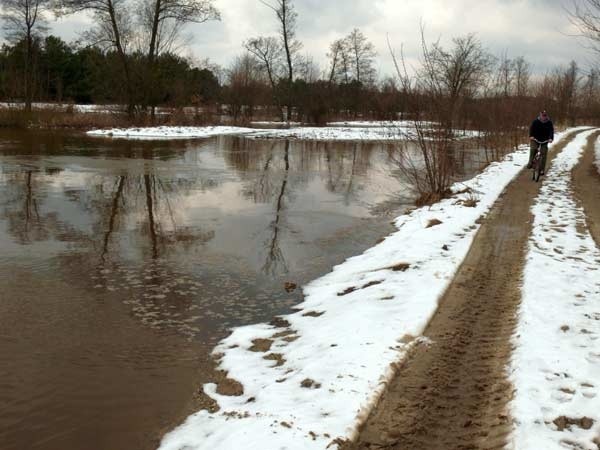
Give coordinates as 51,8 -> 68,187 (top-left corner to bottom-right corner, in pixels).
0,103 -> 478,137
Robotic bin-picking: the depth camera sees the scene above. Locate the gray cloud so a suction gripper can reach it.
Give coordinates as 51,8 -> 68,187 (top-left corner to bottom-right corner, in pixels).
41,0 -> 595,77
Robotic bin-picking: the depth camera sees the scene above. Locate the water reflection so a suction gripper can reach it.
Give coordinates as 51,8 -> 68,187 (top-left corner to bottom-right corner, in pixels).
0,134 -> 409,330
0,130 -> 418,450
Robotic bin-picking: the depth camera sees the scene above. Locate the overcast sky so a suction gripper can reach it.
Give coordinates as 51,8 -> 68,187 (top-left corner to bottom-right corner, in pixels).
44,0 -> 596,78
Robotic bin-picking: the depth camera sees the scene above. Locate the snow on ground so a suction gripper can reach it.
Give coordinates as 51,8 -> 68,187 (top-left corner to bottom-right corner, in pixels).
508,129 -> 600,450
246,126 -> 412,141
86,124 -> 412,141
158,130 -> 577,450
86,126 -> 256,139
326,120 -> 431,128
0,102 -> 123,114
250,121 -> 303,126
86,123 -> 478,141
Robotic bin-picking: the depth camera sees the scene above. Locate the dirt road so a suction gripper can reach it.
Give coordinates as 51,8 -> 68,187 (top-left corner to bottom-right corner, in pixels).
348,130 -> 597,450
573,132 -> 600,247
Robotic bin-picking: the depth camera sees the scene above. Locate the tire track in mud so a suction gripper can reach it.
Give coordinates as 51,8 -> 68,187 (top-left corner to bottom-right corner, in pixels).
347,131 -> 582,450
572,131 -> 600,248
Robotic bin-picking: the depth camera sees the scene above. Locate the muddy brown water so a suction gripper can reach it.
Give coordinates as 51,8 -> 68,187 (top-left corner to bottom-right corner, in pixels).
0,129 -> 489,450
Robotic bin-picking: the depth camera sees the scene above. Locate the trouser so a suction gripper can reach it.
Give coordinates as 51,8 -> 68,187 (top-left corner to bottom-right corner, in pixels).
528,141 -> 548,172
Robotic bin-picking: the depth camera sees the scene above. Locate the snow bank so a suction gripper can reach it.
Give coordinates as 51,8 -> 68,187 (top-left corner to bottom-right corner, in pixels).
326,120 -> 426,128
86,123 -> 478,142
250,121 -> 302,126
86,126 -> 256,139
247,121 -> 477,141
246,125 -> 478,141
508,129 -> 600,450
246,126 -> 411,141
85,124 -> 410,141
158,133 -> 576,450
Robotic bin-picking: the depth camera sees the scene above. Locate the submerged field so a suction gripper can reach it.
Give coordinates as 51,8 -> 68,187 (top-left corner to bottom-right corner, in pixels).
0,129 -> 417,450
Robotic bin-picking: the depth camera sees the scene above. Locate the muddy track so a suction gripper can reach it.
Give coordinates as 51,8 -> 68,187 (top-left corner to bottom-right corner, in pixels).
572,132 -> 600,247
347,132 -> 581,450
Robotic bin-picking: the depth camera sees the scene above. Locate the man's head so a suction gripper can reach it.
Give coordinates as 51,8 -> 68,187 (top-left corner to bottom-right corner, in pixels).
540,110 -> 549,122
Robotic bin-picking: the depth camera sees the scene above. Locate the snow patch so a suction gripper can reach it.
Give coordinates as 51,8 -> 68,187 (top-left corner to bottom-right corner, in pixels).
326,120 -> 436,128
86,126 -> 256,140
246,125 -> 479,141
85,123 -> 479,142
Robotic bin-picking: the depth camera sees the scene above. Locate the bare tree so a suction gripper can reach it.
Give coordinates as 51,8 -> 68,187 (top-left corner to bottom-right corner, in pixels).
557,60 -> 580,125
327,38 -> 345,84
225,53 -> 268,121
327,30 -> 376,85
496,51 -> 515,97
386,30 -> 494,204
244,36 -> 282,89
141,0 -> 219,63
419,30 -> 494,129
139,0 -> 219,115
513,56 -> 531,98
296,54 -> 319,82
346,28 -> 377,84
568,0 -> 600,53
58,0 -> 135,114
260,0 -> 301,83
387,37 -> 412,94
1,0 -> 51,111
581,67 -> 600,120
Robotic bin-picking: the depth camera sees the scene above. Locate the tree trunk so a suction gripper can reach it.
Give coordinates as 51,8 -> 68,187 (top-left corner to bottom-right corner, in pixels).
107,0 -> 135,117
146,0 -> 162,122
25,30 -> 33,113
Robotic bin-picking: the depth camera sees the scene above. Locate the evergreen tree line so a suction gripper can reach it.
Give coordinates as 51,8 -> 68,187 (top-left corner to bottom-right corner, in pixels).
0,35 -> 220,106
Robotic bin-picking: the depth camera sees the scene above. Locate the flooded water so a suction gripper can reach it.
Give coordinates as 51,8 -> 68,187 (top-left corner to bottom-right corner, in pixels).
0,130 -> 423,450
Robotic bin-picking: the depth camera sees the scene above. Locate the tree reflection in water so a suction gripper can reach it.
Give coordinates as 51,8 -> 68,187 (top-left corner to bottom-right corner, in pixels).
97,171 -> 217,263
222,137 -> 378,276
263,140 -> 290,275
0,132 -> 407,341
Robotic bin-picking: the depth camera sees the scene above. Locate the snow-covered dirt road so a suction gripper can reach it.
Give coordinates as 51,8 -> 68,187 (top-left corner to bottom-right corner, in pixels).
509,130 -> 600,450
351,129 -> 600,450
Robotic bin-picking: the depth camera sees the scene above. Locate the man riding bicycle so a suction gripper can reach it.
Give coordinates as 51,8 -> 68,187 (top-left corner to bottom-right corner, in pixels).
527,110 -> 554,175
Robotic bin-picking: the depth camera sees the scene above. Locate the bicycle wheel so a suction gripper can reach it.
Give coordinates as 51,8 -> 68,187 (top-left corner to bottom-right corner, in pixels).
532,153 -> 541,182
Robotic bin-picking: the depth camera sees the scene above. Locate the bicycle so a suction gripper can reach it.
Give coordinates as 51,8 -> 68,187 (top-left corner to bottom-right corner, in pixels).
531,138 -> 550,183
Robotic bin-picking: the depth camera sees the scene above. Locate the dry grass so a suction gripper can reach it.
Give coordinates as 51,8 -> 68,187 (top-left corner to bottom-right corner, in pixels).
461,198 -> 479,208
0,108 -> 131,129
0,106 -> 225,130
427,218 -> 443,228
415,189 -> 453,207
390,262 -> 411,272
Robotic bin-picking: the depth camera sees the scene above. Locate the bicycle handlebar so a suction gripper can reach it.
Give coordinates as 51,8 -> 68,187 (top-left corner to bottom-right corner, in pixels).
532,138 -> 551,144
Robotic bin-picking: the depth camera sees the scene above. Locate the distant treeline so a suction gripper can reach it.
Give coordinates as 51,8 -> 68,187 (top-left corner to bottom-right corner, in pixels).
0,36 -> 220,107
2,33 -> 600,129
2,0 -> 600,128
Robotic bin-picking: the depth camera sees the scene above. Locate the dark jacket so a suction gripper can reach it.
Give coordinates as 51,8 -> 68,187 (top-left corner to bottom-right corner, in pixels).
529,117 -> 554,142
